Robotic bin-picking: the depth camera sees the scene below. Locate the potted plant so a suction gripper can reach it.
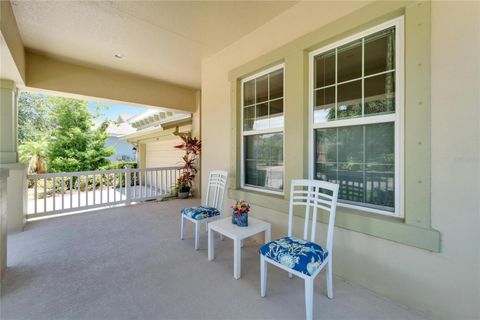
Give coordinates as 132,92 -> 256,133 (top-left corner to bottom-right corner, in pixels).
231,200 -> 250,227
174,135 -> 201,199
177,180 -> 190,199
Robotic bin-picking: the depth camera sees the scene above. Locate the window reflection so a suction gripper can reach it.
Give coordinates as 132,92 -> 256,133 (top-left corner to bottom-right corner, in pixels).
314,86 -> 335,122
365,27 -> 395,75
313,26 -> 396,123
242,67 -> 284,192
337,40 -> 362,82
245,133 -> 284,190
337,80 -> 362,119
315,123 -> 395,211
365,72 -> 395,115
243,69 -> 284,132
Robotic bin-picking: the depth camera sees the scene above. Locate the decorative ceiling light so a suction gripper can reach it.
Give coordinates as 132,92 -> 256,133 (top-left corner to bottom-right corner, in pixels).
114,53 -> 124,59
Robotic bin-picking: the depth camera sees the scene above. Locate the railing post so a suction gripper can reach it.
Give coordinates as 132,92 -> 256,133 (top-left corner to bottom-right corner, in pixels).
125,166 -> 131,205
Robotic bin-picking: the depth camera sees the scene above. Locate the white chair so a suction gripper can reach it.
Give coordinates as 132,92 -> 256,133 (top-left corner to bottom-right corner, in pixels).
180,170 -> 228,250
259,179 -> 339,320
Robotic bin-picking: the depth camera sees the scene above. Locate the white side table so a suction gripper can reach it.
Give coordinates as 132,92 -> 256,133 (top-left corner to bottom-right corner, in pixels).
208,216 -> 271,280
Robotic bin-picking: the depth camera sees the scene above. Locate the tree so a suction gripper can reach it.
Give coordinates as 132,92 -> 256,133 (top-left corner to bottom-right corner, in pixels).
47,97 -> 114,173
18,137 -> 49,173
17,92 -> 53,144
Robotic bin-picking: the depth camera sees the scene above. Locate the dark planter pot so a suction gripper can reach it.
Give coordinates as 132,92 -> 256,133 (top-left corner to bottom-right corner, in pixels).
232,212 -> 237,224
178,185 -> 191,199
235,212 -> 248,227
178,191 -> 189,199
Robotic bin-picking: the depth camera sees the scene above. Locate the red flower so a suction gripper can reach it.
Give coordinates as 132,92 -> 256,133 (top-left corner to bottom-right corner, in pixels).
232,200 -> 250,216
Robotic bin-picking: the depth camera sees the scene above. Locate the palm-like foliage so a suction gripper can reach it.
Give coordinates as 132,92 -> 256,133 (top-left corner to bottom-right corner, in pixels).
174,134 -> 202,190
18,137 -> 49,173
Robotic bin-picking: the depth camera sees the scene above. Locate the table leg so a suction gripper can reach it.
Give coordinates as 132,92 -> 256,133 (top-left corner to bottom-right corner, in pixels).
265,227 -> 271,243
195,222 -> 200,250
234,238 -> 241,279
208,227 -> 214,261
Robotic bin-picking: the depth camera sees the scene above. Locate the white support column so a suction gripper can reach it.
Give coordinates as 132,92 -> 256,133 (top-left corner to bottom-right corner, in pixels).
0,168 -> 9,280
0,79 -> 27,233
0,80 -> 18,164
192,90 -> 201,198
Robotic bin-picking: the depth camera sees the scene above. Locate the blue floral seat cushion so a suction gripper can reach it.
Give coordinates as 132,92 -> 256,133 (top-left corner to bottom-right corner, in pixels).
181,206 -> 220,220
259,236 -> 328,276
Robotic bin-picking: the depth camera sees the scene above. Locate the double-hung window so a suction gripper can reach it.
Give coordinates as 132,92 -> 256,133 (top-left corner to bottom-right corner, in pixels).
241,65 -> 284,194
309,18 -> 403,216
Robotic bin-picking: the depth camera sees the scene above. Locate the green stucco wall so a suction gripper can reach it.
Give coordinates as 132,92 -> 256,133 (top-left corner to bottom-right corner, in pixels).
228,1 -> 440,251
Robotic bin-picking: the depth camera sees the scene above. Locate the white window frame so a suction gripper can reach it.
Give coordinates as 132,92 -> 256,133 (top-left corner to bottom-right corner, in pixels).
308,17 -> 404,217
240,64 -> 285,195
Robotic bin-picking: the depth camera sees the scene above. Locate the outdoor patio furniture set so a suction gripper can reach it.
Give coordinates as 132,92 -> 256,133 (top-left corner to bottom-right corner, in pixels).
180,170 -> 339,320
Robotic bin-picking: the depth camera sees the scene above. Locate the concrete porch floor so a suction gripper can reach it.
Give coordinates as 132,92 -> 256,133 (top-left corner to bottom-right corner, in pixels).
1,199 -> 427,320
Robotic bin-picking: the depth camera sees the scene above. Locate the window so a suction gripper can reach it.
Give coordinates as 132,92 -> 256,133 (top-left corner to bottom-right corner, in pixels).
241,65 -> 284,194
310,18 -> 403,216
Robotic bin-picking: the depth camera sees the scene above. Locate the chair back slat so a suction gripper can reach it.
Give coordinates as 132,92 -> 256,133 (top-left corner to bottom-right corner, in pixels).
204,170 -> 228,212
292,195 -> 333,206
288,179 -> 339,253
292,201 -> 332,212
303,185 -> 312,241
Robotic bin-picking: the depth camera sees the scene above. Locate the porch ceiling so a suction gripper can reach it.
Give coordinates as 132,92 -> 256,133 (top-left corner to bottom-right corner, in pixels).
11,1 -> 298,88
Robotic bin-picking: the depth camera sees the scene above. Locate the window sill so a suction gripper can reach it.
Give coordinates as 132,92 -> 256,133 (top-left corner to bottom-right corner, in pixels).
228,188 -> 441,252
336,202 -> 401,218
241,185 -> 284,196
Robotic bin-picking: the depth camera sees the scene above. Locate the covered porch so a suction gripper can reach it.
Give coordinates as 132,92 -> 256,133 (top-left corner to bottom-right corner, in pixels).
2,199 -> 425,320
0,1 -> 479,320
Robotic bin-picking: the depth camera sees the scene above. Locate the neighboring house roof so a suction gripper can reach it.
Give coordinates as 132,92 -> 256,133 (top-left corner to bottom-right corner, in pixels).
120,109 -> 192,141
107,122 -> 136,137
117,114 -> 134,123
127,109 -> 159,125
128,110 -> 191,131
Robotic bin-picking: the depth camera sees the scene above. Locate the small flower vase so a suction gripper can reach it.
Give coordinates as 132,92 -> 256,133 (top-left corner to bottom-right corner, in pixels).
232,211 -> 237,225
235,212 -> 248,227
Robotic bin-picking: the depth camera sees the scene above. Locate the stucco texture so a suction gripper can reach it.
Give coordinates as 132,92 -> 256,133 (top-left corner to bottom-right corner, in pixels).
200,1 -> 479,319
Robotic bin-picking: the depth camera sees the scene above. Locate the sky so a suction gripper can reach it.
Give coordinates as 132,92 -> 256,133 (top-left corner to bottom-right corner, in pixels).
87,101 -> 147,122
22,90 -> 148,122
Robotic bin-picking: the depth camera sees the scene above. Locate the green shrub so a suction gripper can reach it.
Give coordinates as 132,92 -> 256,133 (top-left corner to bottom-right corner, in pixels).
101,161 -> 137,170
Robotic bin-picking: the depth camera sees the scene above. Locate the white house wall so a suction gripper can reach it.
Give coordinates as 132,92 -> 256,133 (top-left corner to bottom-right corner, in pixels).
105,137 -> 135,162
145,137 -> 184,168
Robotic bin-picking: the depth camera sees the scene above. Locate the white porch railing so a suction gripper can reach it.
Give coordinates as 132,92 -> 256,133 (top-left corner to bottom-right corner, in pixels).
27,166 -> 183,219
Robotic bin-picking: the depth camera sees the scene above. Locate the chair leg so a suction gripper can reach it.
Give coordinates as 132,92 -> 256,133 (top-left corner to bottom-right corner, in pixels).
180,215 -> 185,240
305,278 -> 314,320
260,255 -> 267,297
206,222 -> 208,233
326,257 -> 333,299
194,221 -> 200,250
